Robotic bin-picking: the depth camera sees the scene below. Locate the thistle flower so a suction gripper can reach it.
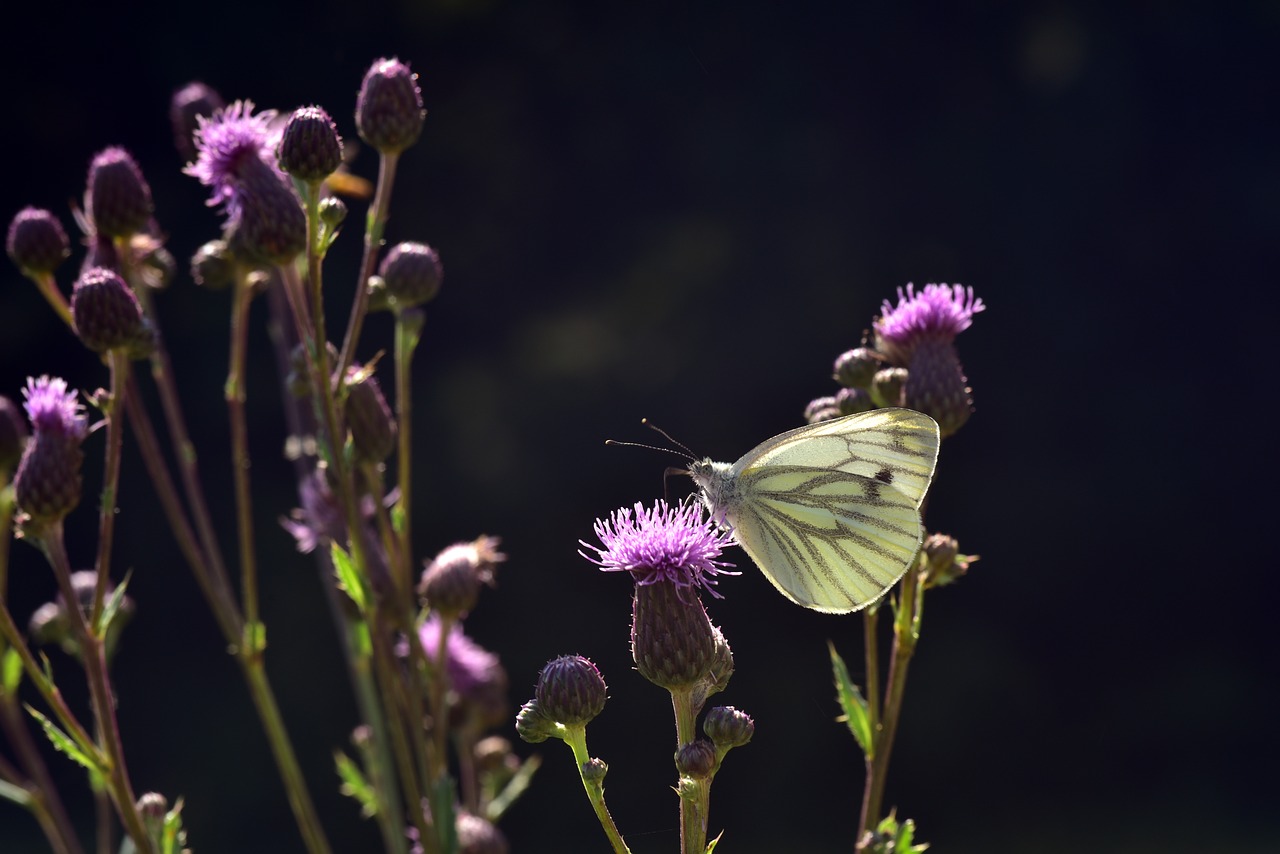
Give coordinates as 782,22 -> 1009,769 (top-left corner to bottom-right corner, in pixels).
185,101 -> 305,265
372,241 -> 442,313
85,147 -> 154,239
13,377 -> 88,528
170,81 -> 225,162
6,207 -> 70,276
582,500 -> 737,690
417,614 -> 508,725
70,267 -> 153,357
356,57 -> 425,155
534,655 -> 607,726
278,106 -> 343,184
874,283 -> 984,436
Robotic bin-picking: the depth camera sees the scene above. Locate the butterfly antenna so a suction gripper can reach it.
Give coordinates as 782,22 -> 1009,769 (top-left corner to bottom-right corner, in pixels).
641,418 -> 697,459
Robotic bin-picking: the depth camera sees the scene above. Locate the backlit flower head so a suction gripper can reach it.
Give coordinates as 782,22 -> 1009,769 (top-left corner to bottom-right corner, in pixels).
874,283 -> 984,437
581,500 -> 738,597
13,377 -> 88,526
185,101 -> 280,215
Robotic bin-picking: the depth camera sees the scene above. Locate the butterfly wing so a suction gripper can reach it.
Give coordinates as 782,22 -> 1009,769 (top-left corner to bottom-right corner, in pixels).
726,408 -> 940,613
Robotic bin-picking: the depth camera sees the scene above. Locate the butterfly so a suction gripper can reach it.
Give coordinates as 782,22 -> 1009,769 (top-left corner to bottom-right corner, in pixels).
687,407 -> 940,613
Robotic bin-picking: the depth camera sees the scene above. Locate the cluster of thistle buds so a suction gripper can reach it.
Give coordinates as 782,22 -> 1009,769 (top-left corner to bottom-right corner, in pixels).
805,283 -> 985,437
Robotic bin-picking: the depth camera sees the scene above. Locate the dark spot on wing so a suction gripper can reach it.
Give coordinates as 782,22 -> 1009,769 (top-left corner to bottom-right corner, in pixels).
874,468 -> 894,484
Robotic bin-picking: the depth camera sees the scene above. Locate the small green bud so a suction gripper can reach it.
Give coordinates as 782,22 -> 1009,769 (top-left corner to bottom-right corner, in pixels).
580,757 -> 608,784
921,533 -> 977,588
514,699 -> 554,744
870,367 -> 908,408
675,739 -> 717,779
319,196 -> 347,230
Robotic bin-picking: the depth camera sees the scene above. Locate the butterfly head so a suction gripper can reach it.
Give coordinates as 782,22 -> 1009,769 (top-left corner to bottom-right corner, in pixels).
687,458 -> 736,522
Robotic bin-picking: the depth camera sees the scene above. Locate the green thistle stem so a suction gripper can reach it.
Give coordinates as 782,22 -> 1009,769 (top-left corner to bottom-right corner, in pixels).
863,599 -> 882,739
561,723 -> 629,854
671,686 -> 708,854
338,151 -> 400,380
857,560 -> 925,845
42,529 -> 151,854
90,351 -> 129,629
225,274 -> 260,634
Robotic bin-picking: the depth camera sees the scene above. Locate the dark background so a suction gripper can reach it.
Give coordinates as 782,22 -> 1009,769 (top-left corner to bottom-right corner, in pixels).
2,2 -> 1277,852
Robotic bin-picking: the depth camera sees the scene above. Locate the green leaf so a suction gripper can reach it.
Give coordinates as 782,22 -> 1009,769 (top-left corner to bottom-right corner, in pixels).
97,570 -> 132,635
25,706 -> 98,772
162,797 -> 188,854
331,542 -> 369,611
431,775 -> 459,854
704,830 -> 724,853
484,754 -> 540,823
0,777 -> 32,808
335,751 -> 379,818
2,646 -> 22,695
829,642 -> 874,759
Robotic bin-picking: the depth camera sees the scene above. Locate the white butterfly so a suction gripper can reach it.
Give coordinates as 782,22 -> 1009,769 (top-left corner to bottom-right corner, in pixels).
688,407 -> 940,613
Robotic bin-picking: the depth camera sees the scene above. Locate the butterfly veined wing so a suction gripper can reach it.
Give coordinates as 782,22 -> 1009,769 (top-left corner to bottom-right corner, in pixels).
705,408 -> 940,613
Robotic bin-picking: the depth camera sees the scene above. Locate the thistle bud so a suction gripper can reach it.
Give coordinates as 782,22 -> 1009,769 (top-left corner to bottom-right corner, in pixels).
71,267 -> 151,356
343,365 -> 396,464
632,580 -> 716,690
535,655 -> 607,726
356,58 -> 425,155
836,386 -> 873,416
514,699 -> 554,744
6,207 -> 70,275
319,196 -> 347,230
171,81 -> 225,162
278,106 -> 343,184
703,705 -> 754,749
0,395 -> 28,477
804,395 -> 841,424
418,536 -> 505,618
191,239 -> 234,289
870,367 -> 908,408
455,812 -> 509,854
921,533 -> 977,588
85,147 -> 153,239
675,739 -> 717,779
374,241 -> 441,312
580,758 -> 608,784
834,347 -> 881,389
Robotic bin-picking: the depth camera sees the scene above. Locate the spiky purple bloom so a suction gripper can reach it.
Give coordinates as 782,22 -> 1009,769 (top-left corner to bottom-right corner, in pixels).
6,207 -> 70,275
185,101 -> 305,265
170,81 -> 225,162
278,106 -> 343,183
85,147 -> 153,238
874,283 -> 985,437
13,377 -> 88,526
356,57 -> 425,154
581,500 -> 738,597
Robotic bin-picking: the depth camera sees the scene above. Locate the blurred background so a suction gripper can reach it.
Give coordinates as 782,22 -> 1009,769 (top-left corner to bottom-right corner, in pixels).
2,2 -> 1277,852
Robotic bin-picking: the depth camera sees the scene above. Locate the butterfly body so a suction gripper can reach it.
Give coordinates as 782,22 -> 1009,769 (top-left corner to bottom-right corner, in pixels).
689,408 -> 940,614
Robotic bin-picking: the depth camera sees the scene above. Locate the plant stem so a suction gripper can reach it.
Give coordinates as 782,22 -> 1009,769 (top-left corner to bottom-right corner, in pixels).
338,151 -> 400,380
561,724 -> 629,854
671,686 -> 707,854
857,564 -> 925,843
0,697 -> 83,854
225,275 -> 260,634
392,310 -> 417,591
863,600 -> 882,737
90,351 -> 129,629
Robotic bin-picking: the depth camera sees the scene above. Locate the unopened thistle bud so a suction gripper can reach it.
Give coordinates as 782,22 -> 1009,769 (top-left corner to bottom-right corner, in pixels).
675,739 -> 717,779
515,699 -> 554,743
834,347 -> 881,389
6,207 -> 70,275
804,395 -> 841,424
319,196 -> 347,230
13,377 -> 88,527
0,395 -> 28,477
921,532 -> 976,588
171,82 -> 225,162
356,58 -> 425,155
418,536 -> 505,618
700,625 -> 734,699
535,655 -> 607,726
278,106 -> 343,184
870,367 -> 908,408
836,386 -> 873,416
85,147 -> 153,239
343,366 -> 396,464
374,241 -> 441,312
70,267 -> 151,356
191,239 -> 234,289
455,812 -> 509,854
581,757 -> 608,784
703,705 -> 755,749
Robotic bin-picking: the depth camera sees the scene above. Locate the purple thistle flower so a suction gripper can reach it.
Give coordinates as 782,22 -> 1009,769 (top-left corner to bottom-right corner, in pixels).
416,615 -> 508,725
581,500 -> 737,598
874,283 -> 985,437
185,101 -> 306,265
13,377 -> 88,526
